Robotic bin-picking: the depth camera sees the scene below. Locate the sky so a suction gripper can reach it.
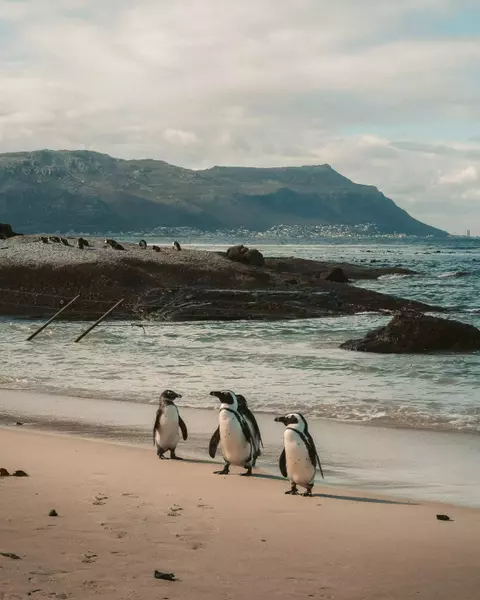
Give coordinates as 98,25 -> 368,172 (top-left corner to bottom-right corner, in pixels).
0,0 -> 479,235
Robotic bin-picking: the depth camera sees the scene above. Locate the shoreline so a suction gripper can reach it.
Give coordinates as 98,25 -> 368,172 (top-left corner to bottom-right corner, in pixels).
2,389 -> 480,509
1,427 -> 479,600
2,382 -> 479,436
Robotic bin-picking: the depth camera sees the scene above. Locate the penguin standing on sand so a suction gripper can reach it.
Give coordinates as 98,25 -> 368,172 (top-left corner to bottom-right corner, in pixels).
153,390 -> 188,460
274,413 -> 324,497
208,390 -> 260,476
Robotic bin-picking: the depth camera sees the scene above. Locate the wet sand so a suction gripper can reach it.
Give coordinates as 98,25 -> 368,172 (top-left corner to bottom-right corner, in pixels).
1,389 -> 480,508
1,428 -> 479,600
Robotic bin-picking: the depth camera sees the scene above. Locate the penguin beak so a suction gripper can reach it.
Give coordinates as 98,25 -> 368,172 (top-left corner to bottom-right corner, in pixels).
275,416 -> 288,425
209,391 -> 221,399
175,393 -> 182,399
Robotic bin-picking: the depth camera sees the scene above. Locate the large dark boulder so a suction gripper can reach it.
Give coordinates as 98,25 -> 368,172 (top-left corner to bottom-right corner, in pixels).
340,311 -> 480,354
243,248 -> 265,266
323,267 -> 349,283
0,223 -> 20,239
227,244 -> 248,262
226,245 -> 265,267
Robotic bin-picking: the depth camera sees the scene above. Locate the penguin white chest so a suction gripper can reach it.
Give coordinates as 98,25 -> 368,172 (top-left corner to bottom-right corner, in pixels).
284,429 -> 315,486
219,410 -> 251,466
155,405 -> 180,450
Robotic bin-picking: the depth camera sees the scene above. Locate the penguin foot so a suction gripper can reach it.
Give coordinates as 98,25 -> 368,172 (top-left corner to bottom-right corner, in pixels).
158,454 -> 167,460
214,465 -> 230,475
302,486 -> 313,497
285,484 -> 299,495
170,450 -> 183,460
241,467 -> 252,477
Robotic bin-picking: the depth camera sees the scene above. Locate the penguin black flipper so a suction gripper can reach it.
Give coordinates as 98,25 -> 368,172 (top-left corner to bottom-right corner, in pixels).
178,416 -> 188,441
209,427 -> 221,458
240,407 -> 264,449
153,408 -> 162,446
305,431 -> 324,479
279,448 -> 288,478
237,414 -> 253,445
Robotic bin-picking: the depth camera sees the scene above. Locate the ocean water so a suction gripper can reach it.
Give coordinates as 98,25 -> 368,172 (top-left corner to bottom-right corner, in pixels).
1,237 -> 479,433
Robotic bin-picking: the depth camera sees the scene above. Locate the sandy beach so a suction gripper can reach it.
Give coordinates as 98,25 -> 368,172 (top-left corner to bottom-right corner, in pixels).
1,428 -> 479,600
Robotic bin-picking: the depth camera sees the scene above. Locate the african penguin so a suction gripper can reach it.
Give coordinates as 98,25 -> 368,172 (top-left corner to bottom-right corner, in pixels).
236,394 -> 263,463
274,413 -> 324,497
153,390 -> 188,460
209,390 -> 260,476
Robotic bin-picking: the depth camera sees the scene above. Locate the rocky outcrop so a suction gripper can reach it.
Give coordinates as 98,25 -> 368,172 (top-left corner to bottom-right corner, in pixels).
340,312 -> 480,354
226,245 -> 265,266
0,223 -> 20,239
0,235 -> 442,321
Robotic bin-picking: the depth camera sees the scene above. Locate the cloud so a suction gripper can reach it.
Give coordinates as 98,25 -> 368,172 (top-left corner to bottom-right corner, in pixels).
0,0 -> 479,233
439,166 -> 478,185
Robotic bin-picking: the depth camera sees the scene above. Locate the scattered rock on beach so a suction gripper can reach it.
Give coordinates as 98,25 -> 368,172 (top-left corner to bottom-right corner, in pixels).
0,552 -> 21,560
0,468 -> 10,476
48,509 -> 58,517
436,514 -> 452,521
341,311 -> 480,354
154,570 -> 177,581
12,470 -> 28,477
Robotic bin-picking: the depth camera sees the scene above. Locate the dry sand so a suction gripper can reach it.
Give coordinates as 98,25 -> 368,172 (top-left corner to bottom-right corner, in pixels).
1,428 -> 479,600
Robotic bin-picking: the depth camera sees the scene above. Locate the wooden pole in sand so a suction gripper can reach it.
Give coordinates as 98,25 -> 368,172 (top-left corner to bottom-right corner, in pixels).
74,298 -> 124,343
27,295 -> 81,341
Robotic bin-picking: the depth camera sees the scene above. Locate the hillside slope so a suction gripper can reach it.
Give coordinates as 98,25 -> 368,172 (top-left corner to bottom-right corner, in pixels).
0,150 -> 446,235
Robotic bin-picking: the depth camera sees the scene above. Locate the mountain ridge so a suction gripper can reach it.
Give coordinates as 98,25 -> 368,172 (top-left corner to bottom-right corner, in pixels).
0,149 -> 446,236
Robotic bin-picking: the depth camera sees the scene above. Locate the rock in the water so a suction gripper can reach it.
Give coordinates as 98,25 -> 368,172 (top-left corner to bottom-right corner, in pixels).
0,223 -> 20,239
340,312 -> 480,354
226,245 -> 264,266
323,267 -> 349,283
